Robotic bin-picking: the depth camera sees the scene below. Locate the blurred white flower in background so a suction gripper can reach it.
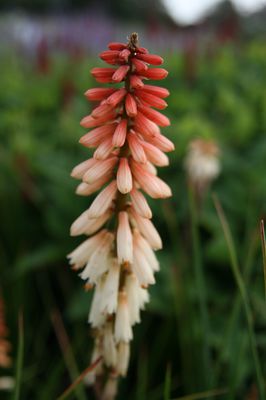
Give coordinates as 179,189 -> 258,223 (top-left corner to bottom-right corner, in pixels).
0,377 -> 15,391
184,138 -> 221,195
162,0 -> 266,25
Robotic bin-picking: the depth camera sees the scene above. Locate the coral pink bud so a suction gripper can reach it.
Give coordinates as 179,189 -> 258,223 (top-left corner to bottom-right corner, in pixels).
127,131 -> 147,164
141,68 -> 168,80
91,67 -> 116,82
125,94 -> 137,117
138,104 -> 170,127
137,47 -> 149,54
134,111 -> 160,138
84,88 -> 116,101
93,136 -> 114,160
101,58 -> 119,66
79,124 -> 116,148
87,180 -> 117,218
108,42 -> 127,50
147,132 -> 175,152
80,110 -> 117,128
142,84 -> 170,98
112,119 -> 127,147
105,88 -> 127,106
76,182 -> 95,196
71,158 -> 97,179
76,174 -> 113,196
70,209 -> 112,237
130,75 -> 144,89
91,103 -> 114,119
141,141 -> 169,166
119,49 -> 131,61
131,160 -> 172,199
93,76 -> 115,84
130,188 -> 152,219
133,230 -> 159,272
117,158 -> 133,194
142,161 -> 157,176
132,58 -> 148,73
137,53 -> 163,65
83,157 -> 118,184
117,211 -> 133,265
130,209 -> 162,250
135,90 -> 167,109
112,65 -> 130,83
99,50 -> 120,63
83,211 -> 113,236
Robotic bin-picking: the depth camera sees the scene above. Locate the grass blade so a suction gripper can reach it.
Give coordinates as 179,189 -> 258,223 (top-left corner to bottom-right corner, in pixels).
164,363 -> 172,400
213,194 -> 265,399
57,356 -> 102,400
50,308 -> 87,400
213,231 -> 258,383
260,220 -> 266,302
188,185 -> 212,387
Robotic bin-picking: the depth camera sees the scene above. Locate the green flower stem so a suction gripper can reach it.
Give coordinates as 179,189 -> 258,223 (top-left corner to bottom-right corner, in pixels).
188,184 -> 213,388
213,194 -> 265,399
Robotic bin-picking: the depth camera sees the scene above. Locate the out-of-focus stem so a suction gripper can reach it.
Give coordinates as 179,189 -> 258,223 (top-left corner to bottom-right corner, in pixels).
188,183 -> 213,389
58,357 -> 102,400
213,194 -> 265,399
213,231 -> 257,385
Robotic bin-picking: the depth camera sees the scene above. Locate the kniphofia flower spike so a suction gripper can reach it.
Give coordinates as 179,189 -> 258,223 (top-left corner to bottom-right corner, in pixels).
68,32 -> 174,396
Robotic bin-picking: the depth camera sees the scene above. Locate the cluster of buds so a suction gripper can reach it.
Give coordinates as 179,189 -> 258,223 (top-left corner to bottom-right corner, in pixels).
184,138 -> 220,196
0,295 -> 11,369
68,33 -> 174,393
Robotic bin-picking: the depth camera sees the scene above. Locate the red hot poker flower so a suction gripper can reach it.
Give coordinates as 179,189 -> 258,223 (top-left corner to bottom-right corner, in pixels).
68,32 -> 174,395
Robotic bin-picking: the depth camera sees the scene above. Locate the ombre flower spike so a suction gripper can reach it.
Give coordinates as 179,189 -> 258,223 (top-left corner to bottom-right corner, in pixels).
68,32 -> 174,397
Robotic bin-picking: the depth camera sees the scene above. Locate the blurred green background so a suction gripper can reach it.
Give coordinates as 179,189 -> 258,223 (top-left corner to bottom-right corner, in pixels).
1,1 -> 266,399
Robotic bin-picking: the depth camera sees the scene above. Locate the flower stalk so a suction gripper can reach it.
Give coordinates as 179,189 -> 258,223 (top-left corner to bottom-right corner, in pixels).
68,32 -> 174,397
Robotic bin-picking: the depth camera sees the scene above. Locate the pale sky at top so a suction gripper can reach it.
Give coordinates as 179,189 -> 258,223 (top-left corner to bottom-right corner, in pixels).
162,0 -> 266,24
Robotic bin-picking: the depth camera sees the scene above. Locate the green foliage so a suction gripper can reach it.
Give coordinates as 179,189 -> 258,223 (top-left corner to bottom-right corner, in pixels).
1,40 -> 266,399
